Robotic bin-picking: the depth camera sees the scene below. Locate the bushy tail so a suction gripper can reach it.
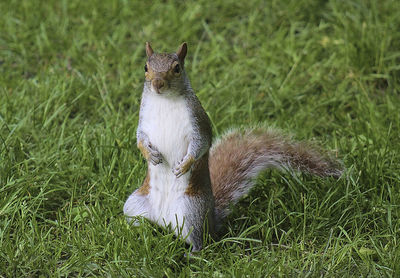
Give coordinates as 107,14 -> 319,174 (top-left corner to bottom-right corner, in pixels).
209,128 -> 343,222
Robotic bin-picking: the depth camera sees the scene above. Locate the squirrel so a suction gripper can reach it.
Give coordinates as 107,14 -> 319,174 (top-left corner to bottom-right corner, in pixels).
123,42 -> 343,252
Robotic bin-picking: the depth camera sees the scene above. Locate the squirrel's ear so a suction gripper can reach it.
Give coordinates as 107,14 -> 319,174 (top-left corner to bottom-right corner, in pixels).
176,42 -> 187,62
146,42 -> 154,57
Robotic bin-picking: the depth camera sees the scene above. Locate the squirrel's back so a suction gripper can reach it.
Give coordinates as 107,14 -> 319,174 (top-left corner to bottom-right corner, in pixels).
209,128 -> 343,223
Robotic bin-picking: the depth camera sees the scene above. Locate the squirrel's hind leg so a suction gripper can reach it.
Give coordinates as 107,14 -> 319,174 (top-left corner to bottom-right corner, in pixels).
177,193 -> 215,252
123,172 -> 152,225
123,190 -> 151,225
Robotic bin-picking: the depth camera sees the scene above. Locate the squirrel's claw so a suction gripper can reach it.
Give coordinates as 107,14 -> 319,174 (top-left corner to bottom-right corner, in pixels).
149,148 -> 163,165
173,154 -> 195,178
173,166 -> 185,178
149,152 -> 163,165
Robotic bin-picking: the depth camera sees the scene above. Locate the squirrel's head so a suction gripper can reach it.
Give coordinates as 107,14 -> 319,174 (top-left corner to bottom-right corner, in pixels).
144,42 -> 187,94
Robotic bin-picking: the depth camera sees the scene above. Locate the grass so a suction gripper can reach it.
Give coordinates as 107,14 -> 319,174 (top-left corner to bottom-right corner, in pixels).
1,0 -> 400,276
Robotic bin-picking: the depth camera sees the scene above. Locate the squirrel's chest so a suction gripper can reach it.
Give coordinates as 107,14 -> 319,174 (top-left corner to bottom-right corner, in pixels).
141,95 -> 192,165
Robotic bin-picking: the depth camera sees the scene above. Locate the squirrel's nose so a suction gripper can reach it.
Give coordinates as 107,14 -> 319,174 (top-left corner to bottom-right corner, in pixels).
152,79 -> 165,93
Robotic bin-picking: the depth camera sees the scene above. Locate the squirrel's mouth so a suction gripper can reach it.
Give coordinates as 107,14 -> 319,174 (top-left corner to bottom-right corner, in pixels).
151,78 -> 168,94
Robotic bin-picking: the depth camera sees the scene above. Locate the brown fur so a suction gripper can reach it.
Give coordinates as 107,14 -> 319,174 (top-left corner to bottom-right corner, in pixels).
137,141 -> 150,160
178,154 -> 195,176
145,42 -> 154,57
185,154 -> 210,196
209,128 -> 343,220
137,169 -> 150,195
176,42 -> 187,65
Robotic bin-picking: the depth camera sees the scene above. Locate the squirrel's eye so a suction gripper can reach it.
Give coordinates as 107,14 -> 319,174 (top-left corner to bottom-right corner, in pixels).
144,64 -> 148,72
174,64 -> 180,74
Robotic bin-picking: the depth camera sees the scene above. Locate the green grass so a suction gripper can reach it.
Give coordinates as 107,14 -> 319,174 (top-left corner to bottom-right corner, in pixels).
1,0 -> 400,276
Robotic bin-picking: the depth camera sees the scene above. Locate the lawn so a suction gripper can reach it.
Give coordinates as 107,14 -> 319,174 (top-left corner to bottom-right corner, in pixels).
1,0 -> 400,276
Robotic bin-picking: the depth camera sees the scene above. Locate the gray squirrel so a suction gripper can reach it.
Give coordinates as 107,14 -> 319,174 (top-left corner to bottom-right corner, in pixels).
123,42 -> 343,252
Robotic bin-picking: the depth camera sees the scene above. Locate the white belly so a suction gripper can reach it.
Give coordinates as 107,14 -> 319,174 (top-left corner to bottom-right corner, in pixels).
140,93 -> 193,224
141,94 -> 191,167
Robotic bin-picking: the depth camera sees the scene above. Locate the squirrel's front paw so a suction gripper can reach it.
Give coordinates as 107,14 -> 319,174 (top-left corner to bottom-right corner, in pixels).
138,141 -> 163,165
148,144 -> 163,165
173,154 -> 195,178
